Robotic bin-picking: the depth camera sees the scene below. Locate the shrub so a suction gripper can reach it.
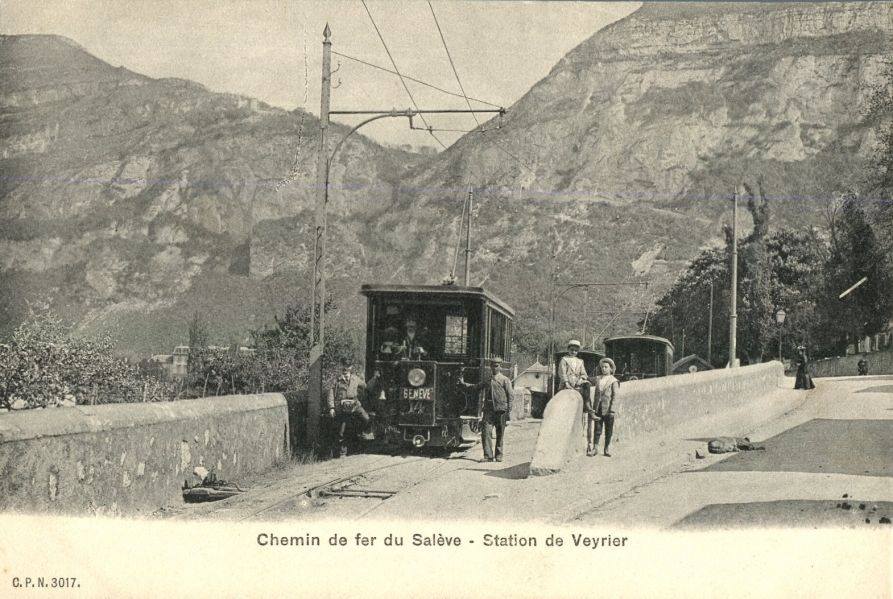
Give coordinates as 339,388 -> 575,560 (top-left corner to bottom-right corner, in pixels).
0,311 -> 177,410
181,299 -> 361,398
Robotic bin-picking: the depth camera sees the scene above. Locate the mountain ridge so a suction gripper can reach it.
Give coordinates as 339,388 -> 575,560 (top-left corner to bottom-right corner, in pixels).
1,2 -> 890,354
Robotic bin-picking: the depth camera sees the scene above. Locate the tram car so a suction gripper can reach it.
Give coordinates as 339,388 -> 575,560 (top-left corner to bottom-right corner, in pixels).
360,284 -> 515,449
603,335 -> 674,381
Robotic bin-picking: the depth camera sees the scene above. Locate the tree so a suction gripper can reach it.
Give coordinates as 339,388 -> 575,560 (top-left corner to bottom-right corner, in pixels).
188,311 -> 210,350
766,227 -> 829,356
818,194 -> 893,354
735,182 -> 773,362
650,181 -> 782,364
648,247 -> 728,366
861,60 -> 893,260
648,210 -> 835,367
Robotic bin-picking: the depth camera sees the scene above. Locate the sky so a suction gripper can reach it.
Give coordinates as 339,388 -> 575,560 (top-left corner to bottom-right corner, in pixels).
0,0 -> 638,150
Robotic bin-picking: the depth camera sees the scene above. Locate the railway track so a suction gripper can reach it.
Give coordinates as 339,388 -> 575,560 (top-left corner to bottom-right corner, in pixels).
239,448 -> 476,521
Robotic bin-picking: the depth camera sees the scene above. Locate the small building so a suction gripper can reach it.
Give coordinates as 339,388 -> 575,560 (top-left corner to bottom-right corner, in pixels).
513,360 -> 551,394
140,354 -> 173,379
171,346 -> 190,378
672,354 -> 713,375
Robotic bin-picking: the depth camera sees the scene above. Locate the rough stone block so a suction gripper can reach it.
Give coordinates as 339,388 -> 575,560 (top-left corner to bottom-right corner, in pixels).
529,389 -> 584,476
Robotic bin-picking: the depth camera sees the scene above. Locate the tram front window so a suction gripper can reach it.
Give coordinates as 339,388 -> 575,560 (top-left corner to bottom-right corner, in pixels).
374,303 -> 473,361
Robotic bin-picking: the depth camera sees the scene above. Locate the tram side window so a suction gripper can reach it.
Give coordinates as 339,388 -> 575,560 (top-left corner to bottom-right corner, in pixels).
488,309 -> 507,361
444,312 -> 468,356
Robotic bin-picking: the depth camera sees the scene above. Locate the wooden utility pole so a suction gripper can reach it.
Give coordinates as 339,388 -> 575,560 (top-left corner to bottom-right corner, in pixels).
707,279 -> 714,365
729,186 -> 740,367
582,287 -> 589,348
307,23 -> 332,445
463,189 -> 473,286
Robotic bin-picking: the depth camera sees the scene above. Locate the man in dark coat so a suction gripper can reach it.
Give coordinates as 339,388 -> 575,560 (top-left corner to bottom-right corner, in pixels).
327,360 -> 377,457
395,317 -> 428,360
459,360 -> 514,462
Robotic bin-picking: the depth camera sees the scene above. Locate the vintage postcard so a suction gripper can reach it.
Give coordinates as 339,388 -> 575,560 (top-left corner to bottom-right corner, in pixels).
0,1 -> 891,597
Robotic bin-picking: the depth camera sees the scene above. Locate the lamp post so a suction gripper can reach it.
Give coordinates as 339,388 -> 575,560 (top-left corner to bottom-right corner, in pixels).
729,185 -> 740,367
775,307 -> 786,362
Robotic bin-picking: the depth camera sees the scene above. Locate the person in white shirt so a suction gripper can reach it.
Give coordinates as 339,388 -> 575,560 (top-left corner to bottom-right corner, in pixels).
558,340 -> 590,408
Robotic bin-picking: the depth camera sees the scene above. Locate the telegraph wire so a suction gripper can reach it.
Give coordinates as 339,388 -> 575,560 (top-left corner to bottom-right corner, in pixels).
488,139 -> 538,174
331,50 -> 501,108
360,0 -> 447,150
427,1 -> 480,127
427,3 -> 540,174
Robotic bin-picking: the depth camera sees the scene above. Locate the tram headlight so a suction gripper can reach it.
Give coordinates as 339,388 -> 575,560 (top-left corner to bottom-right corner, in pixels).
407,368 -> 426,387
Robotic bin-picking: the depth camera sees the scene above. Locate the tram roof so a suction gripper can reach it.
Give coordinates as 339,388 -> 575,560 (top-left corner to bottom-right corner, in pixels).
604,334 -> 674,349
360,284 -> 514,317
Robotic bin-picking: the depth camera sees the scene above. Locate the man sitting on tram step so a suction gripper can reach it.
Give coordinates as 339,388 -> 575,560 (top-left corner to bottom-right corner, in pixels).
327,359 -> 377,458
459,360 -> 514,463
395,317 -> 428,361
559,339 -> 591,407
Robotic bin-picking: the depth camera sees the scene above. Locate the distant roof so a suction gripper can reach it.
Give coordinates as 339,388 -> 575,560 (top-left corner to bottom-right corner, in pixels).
360,284 -> 514,317
605,334 -> 674,349
519,361 -> 550,375
672,354 -> 713,370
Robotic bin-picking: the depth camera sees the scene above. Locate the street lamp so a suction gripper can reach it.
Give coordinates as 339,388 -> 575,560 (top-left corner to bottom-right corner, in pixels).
775,307 -> 786,362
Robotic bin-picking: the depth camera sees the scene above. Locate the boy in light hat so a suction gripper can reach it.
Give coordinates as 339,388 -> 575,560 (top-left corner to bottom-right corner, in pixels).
588,357 -> 619,457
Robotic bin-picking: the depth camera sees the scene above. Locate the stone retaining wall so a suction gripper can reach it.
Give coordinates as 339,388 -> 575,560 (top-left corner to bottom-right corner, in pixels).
810,350 -> 893,378
0,394 -> 289,516
612,362 -> 784,442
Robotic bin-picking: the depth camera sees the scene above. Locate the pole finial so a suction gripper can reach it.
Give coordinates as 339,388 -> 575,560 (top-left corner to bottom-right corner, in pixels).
323,23 -> 331,40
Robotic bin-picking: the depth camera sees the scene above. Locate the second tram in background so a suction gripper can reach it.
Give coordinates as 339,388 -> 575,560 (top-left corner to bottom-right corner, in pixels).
361,284 -> 515,450
603,334 -> 674,381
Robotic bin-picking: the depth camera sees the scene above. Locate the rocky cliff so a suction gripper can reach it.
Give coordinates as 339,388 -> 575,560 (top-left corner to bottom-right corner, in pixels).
1,2 -> 890,353
0,34 -> 417,350
255,1 -> 891,347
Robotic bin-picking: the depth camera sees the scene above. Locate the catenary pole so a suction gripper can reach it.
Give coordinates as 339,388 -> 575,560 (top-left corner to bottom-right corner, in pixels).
305,25 -> 505,446
464,189 -> 473,285
307,24 -> 332,446
729,186 -> 739,367
707,279 -> 714,365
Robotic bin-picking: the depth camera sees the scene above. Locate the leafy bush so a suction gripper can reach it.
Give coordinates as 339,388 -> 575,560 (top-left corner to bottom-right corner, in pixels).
0,310 -> 177,410
182,299 -> 361,397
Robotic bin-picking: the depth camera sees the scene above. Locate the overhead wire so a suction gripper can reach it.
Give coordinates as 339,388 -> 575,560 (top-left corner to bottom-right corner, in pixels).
427,1 -> 480,127
360,0 -> 447,150
331,50 -> 500,108
425,2 -> 536,173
